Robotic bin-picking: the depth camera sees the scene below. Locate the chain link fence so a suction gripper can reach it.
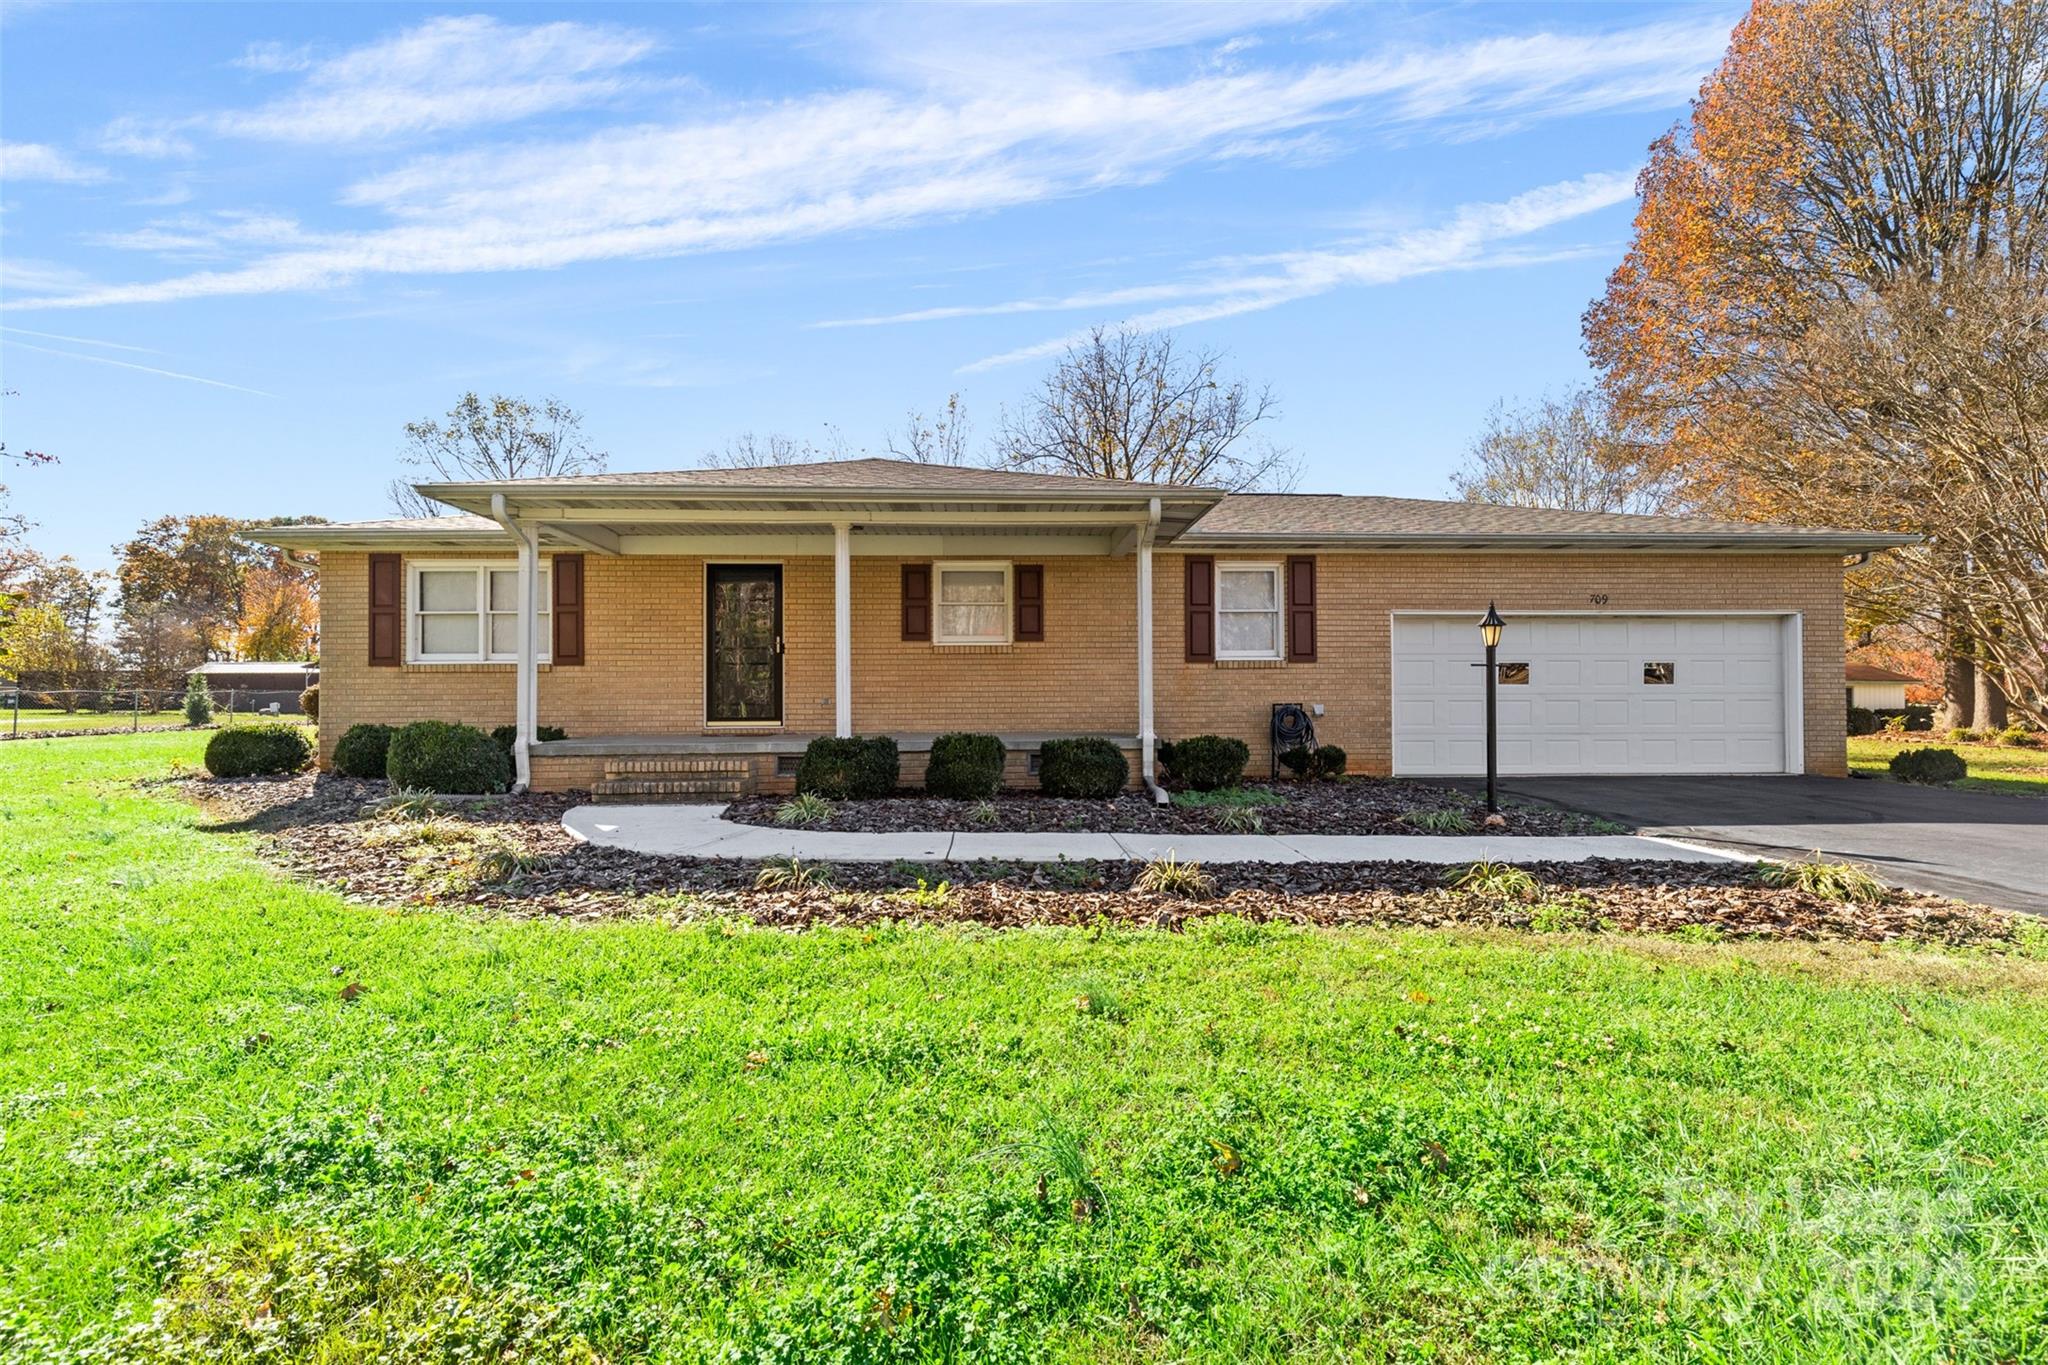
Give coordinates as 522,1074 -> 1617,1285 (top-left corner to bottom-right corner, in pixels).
0,681 -> 316,738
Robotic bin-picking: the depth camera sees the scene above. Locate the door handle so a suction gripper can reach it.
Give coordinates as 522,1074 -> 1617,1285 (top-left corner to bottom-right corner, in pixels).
773,636 -> 784,655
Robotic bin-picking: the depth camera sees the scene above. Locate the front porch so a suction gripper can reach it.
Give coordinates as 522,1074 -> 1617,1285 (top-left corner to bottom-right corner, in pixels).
530,731 -> 1145,800
398,466 -> 1220,796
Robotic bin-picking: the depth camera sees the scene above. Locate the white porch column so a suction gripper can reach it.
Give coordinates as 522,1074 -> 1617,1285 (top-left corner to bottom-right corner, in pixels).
492,492 -> 539,792
833,521 -> 852,738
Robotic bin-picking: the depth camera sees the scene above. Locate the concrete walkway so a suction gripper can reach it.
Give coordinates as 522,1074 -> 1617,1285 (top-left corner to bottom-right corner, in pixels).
562,803 -> 1739,865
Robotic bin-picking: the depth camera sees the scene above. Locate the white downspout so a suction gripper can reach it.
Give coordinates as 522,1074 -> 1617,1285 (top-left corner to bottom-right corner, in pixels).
490,493 -> 538,793
1137,497 -> 1165,804
834,521 -> 853,738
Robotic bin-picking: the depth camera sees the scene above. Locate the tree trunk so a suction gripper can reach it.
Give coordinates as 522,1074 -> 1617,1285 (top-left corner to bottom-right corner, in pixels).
1976,657 -> 2009,731
1939,623 -> 1975,730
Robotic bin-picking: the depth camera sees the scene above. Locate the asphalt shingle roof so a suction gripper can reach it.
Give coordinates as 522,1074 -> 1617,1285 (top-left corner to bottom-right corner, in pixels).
427,457 -> 1194,495
1188,493 -> 1879,540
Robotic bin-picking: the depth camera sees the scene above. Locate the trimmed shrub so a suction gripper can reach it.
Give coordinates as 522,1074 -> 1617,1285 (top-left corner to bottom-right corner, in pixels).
1037,737 -> 1128,799
332,723 -> 394,779
1313,744 -> 1348,779
796,735 -> 899,800
299,683 -> 319,721
183,673 -> 214,727
1277,745 -> 1313,778
1847,706 -> 1878,736
1888,746 -> 1966,786
489,724 -> 567,753
203,722 -> 313,778
925,732 -> 1006,800
1159,734 -> 1250,791
1998,725 -> 2042,749
387,721 -> 512,794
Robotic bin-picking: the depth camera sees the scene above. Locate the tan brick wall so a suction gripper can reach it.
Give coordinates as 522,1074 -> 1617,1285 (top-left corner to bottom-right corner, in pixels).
318,547 -> 1846,779
1152,551 -> 1846,777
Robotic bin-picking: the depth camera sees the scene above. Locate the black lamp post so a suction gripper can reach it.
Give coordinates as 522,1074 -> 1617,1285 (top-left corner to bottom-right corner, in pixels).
1478,602 -> 1504,813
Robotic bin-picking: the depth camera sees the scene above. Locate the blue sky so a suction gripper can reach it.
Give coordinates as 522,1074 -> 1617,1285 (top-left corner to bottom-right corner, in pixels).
1,1 -> 1738,573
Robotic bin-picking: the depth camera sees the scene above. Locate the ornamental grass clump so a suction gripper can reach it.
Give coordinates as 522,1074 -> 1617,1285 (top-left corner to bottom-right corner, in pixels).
775,792 -> 834,826
1444,860 -> 1540,903
1401,808 -> 1477,834
1756,857 -> 1889,905
755,857 -> 831,891
1134,853 -> 1216,898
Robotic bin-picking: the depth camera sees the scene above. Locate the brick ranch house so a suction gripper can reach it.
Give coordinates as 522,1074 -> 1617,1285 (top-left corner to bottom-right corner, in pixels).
245,458 -> 1912,799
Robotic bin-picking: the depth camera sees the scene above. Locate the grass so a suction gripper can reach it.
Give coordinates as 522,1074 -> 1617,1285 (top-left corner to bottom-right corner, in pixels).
1169,786 -> 1285,810
0,708 -> 317,736
1849,734 -> 2048,796
3,733 -> 2048,1361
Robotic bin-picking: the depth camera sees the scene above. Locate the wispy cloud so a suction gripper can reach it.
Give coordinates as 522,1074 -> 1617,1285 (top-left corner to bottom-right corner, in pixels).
1,324 -> 163,355
1,336 -> 274,396
950,171 -> 1638,371
20,17 -> 1721,311
97,117 -> 196,160
1,140 -> 106,183
231,39 -> 314,74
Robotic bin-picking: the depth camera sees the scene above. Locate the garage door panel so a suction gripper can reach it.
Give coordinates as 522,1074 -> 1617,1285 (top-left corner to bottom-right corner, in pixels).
1394,614 -> 1789,775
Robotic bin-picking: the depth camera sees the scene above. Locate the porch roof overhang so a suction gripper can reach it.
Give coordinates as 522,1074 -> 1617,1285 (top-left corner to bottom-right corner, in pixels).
245,479 -> 1223,556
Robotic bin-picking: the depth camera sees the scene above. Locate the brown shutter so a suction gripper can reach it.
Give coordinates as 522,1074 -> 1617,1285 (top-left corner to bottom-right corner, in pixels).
1184,555 -> 1214,662
1286,555 -> 1317,662
1014,564 -> 1044,641
368,553 -> 401,666
551,553 -> 585,665
901,563 -> 931,640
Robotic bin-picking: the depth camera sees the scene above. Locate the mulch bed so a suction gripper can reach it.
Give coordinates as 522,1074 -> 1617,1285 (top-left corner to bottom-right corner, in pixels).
724,779 -> 1615,836
168,772 -> 2031,950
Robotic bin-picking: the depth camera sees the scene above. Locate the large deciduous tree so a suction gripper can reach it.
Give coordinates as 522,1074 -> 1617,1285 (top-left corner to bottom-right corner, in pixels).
1449,389 -> 1682,514
993,326 -> 1295,489
389,393 -> 607,517
1584,0 -> 2048,724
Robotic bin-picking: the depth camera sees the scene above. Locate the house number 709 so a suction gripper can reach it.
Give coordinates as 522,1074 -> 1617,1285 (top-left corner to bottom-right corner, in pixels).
1588,593 -> 1610,605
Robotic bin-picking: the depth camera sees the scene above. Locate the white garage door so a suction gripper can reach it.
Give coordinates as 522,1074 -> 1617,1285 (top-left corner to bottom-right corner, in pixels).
1392,614 -> 1793,776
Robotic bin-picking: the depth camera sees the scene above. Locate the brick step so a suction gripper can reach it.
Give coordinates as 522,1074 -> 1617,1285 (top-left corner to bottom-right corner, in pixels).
602,757 -> 752,778
591,776 -> 747,804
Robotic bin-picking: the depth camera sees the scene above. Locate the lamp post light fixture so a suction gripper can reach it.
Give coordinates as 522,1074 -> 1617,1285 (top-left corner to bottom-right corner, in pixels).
1478,602 -> 1504,813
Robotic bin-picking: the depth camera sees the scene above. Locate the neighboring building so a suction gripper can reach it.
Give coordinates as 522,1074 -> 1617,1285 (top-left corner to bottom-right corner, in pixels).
1845,661 -> 1920,712
243,458 -> 1912,797
188,660 -> 320,713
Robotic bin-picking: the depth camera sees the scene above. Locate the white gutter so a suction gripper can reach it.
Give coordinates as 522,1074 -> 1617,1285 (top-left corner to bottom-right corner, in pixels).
489,493 -> 539,794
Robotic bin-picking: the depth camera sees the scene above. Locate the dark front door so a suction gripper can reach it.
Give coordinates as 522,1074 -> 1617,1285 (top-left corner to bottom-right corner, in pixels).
705,565 -> 782,724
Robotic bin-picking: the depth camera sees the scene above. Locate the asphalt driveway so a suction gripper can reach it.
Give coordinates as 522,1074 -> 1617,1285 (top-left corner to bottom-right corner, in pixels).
1483,775 -> 2048,914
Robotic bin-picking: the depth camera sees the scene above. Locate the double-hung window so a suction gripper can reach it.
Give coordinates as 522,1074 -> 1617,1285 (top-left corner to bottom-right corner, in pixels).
410,562 -> 551,663
1216,563 -> 1283,660
933,562 -> 1011,645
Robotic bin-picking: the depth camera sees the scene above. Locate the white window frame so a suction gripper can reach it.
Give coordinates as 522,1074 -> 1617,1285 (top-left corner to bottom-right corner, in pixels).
932,560 -> 1012,646
1215,562 -> 1284,661
407,560 -> 552,665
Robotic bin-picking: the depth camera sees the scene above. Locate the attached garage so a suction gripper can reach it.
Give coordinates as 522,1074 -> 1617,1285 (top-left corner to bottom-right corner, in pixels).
1391,613 -> 1801,776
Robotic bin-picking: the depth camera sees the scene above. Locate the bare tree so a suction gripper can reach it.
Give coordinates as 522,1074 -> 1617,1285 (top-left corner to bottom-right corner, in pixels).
697,427 -> 854,470
993,326 -> 1294,488
1449,388 -> 1681,514
886,394 -> 973,466
389,393 -> 607,517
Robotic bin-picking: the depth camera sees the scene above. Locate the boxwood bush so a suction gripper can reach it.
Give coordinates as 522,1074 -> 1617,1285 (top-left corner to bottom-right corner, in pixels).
796,735 -> 900,800
203,723 -> 313,778
1888,746 -> 1966,786
1313,744 -> 1348,779
1036,737 -> 1128,799
925,732 -> 1006,800
387,721 -> 512,794
490,724 -> 567,753
1158,735 -> 1250,791
1278,745 -> 1313,778
331,723 -> 394,779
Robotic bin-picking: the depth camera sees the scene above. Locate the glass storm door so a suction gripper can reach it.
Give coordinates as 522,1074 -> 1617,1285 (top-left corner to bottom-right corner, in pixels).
705,565 -> 783,723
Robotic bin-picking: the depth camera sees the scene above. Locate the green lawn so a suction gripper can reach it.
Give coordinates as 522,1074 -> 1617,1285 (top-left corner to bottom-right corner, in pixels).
3,708 -> 195,734
3,733 -> 2046,1362
1849,734 -> 2048,796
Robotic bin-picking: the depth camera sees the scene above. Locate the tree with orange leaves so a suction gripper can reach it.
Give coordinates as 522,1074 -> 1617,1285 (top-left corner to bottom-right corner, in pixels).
234,564 -> 318,662
1585,0 -> 2048,725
